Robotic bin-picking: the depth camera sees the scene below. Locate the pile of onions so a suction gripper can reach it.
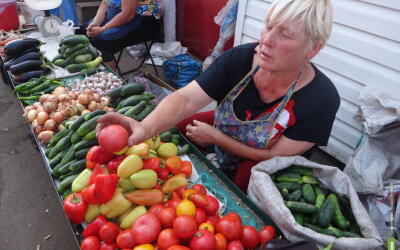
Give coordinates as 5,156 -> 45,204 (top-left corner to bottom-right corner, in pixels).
23,85 -> 114,144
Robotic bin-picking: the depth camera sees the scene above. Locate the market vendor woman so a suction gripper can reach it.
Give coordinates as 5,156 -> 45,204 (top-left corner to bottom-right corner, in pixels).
76,0 -> 160,70
97,0 -> 340,192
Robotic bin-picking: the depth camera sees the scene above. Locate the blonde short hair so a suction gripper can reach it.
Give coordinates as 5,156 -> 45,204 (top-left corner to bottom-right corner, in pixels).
267,0 -> 332,48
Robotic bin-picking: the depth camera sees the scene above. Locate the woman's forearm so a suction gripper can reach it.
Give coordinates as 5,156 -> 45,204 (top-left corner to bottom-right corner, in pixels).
102,0 -> 137,30
92,2 -> 107,25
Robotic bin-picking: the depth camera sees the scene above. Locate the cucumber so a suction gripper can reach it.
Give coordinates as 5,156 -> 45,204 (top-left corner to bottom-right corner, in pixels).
288,189 -> 302,201
52,54 -> 63,63
276,182 -> 302,192
302,184 -> 316,204
74,147 -> 90,159
293,213 -> 304,225
117,106 -> 134,114
58,162 -> 74,175
304,223 -> 336,237
342,231 -> 362,238
285,201 -> 317,214
280,188 -> 289,200
66,57 -> 102,73
60,171 -> 77,181
135,103 -> 155,121
84,130 -> 96,140
117,94 -> 155,109
84,110 -> 106,121
68,159 -> 86,172
314,187 -> 326,209
48,146 -> 61,159
57,174 -> 79,194
45,147 -> 53,157
124,100 -> 148,116
171,135 -> 180,145
302,176 -> 320,185
70,116 -> 86,131
160,131 -> 172,142
73,138 -> 98,151
54,58 -> 66,67
75,53 -> 93,63
49,151 -> 64,168
51,162 -> 65,178
108,85 -> 124,100
87,44 -> 99,58
61,146 -> 75,165
55,131 -> 73,151
71,131 -> 82,143
288,166 -> 313,176
48,128 -> 69,147
317,195 -> 336,228
177,144 -> 190,156
120,82 -> 145,97
277,172 -> 302,183
77,115 -> 102,136
61,35 -> 90,46
327,226 -> 343,238
166,127 -> 179,134
330,194 -> 350,230
64,120 -> 75,130
63,43 -> 85,58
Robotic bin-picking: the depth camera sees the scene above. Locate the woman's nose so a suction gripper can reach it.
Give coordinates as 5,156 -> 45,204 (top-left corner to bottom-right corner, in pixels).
261,29 -> 276,48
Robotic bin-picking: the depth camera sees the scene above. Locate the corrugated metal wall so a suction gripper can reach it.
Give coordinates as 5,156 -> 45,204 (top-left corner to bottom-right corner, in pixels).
234,0 -> 400,163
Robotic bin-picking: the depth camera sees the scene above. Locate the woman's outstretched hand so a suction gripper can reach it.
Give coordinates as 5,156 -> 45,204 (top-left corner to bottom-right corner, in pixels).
96,112 -> 149,147
186,120 -> 220,147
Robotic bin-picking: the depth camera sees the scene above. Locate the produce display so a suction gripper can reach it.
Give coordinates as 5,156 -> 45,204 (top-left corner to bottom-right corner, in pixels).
68,71 -> 124,97
0,30 -> 22,47
52,35 -> 103,73
272,166 -> 363,238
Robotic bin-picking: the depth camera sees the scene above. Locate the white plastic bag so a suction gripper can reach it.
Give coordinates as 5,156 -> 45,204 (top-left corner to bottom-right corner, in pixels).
248,156 -> 383,249
150,41 -> 187,59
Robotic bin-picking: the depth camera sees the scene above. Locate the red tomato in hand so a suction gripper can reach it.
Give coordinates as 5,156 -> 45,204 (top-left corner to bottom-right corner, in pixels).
99,242 -> 117,250
173,215 -> 197,239
81,236 -> 100,250
240,225 -> 259,248
195,208 -> 207,225
116,229 -> 136,249
157,167 -> 170,181
192,184 -> 207,195
131,213 -> 161,244
98,125 -> 128,153
204,195 -> 219,215
158,207 -> 177,228
216,213 -> 243,241
188,193 -> 208,209
99,222 -> 119,243
190,229 -> 216,250
259,225 -> 276,246
157,228 -> 180,250
215,233 -> 227,250
227,240 -> 244,250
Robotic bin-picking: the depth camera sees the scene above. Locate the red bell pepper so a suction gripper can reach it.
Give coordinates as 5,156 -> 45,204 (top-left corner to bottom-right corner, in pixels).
82,184 -> 101,204
90,164 -> 109,185
63,193 -> 87,224
86,146 -> 99,169
90,146 -> 116,164
106,155 -> 126,174
142,158 -> 161,172
82,215 -> 108,238
95,174 -> 119,203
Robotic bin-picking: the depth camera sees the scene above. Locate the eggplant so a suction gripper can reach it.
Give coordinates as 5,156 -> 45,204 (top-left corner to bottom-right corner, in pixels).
4,52 -> 42,69
13,70 -> 47,83
9,60 -> 44,75
4,38 -> 42,57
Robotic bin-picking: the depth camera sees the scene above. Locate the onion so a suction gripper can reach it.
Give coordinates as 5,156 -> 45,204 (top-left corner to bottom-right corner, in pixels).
100,97 -> 110,107
84,89 -> 94,95
53,112 -> 65,123
39,94 -> 52,104
78,93 -> 91,105
24,106 -> 34,116
37,111 -> 49,125
81,109 -> 91,116
57,93 -> 69,103
43,102 -> 58,113
33,123 -> 44,134
53,86 -> 67,96
66,106 -> 78,117
38,130 -> 54,144
88,101 -> 98,111
76,103 -> 86,114
92,93 -> 101,103
44,119 -> 57,131
26,110 -> 38,122
45,94 -> 58,103
32,102 -> 42,110
70,92 -> 78,100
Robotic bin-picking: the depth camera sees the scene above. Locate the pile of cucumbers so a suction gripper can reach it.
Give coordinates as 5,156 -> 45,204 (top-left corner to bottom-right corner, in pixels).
108,81 -> 156,122
159,127 -> 190,156
45,109 -> 106,199
52,35 -> 103,73
272,166 -> 363,238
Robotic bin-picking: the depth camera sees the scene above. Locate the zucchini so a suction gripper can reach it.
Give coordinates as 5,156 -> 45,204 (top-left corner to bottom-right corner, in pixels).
117,106 -> 134,114
330,194 -> 350,230
74,148 -> 90,159
288,189 -> 302,201
61,146 -> 75,165
160,131 -> 172,142
70,131 -> 82,143
57,174 -> 79,194
276,172 -> 302,183
63,43 -> 85,58
276,182 -> 302,192
135,103 -> 155,121
288,166 -> 313,176
117,94 -> 155,109
68,159 -> 86,172
55,131 -> 73,151
302,184 -> 316,204
120,82 -> 145,97
84,110 -> 106,121
70,116 -> 86,131
285,201 -> 317,214
280,188 -> 289,200
73,138 -> 98,151
293,213 -> 304,225
84,130 -> 96,140
177,144 -> 190,156
49,151 -> 64,168
75,53 -> 93,63
302,176 -> 320,185
48,146 -> 61,159
317,195 -> 336,228
66,57 -> 102,73
61,35 -> 90,46
87,44 -> 100,58
124,100 -> 148,116
52,54 -> 63,63
77,115 -> 102,136
108,85 -> 124,101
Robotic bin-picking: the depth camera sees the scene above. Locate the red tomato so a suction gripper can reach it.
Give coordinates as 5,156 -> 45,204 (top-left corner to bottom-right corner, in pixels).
158,207 -> 177,228
188,193 -> 208,209
166,245 -> 190,250
216,213 -> 243,241
157,228 -> 180,250
99,222 -> 119,243
173,215 -> 198,239
149,203 -> 164,216
215,233 -> 228,250
259,225 -> 276,247
204,195 -> 219,215
157,167 -> 170,181
227,240 -> 244,250
86,146 -> 98,169
189,229 -> 216,250
80,236 -> 100,250
192,184 -> 207,195
240,225 -> 259,249
206,214 -> 220,227
164,199 -> 182,210
169,191 -> 181,201
131,213 -> 161,244
98,125 -> 128,153
180,161 -> 192,177
195,208 -> 207,225
116,229 -> 136,249
176,186 -> 187,198
99,242 -> 117,250
143,158 -> 161,172
166,156 -> 182,175
154,183 -> 162,190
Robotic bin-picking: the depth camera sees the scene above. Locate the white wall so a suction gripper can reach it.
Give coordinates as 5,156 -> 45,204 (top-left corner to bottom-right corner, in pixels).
234,0 -> 400,163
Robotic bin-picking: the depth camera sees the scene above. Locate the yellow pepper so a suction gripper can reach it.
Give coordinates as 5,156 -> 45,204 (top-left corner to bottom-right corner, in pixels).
117,154 -> 143,179
85,204 -> 101,223
114,146 -> 129,155
118,206 -> 134,224
144,135 -> 161,150
120,205 -> 147,229
71,168 -> 92,192
126,143 -> 149,157
100,188 -> 131,218
161,173 -> 188,193
130,169 -> 157,189
118,178 -> 137,191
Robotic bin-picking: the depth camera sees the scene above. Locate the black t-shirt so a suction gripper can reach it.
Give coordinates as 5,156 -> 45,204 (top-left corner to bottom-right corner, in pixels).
196,43 -> 340,157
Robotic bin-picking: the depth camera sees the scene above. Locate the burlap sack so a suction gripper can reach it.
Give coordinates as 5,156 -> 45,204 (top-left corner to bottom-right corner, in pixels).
248,156 -> 383,249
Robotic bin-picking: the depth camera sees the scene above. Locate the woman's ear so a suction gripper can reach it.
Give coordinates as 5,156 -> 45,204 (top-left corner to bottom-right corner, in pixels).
307,40 -> 323,61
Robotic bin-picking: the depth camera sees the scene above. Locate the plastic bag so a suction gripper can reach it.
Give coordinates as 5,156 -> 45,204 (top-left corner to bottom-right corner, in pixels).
248,156 -> 382,249
162,54 -> 202,88
150,41 -> 187,59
